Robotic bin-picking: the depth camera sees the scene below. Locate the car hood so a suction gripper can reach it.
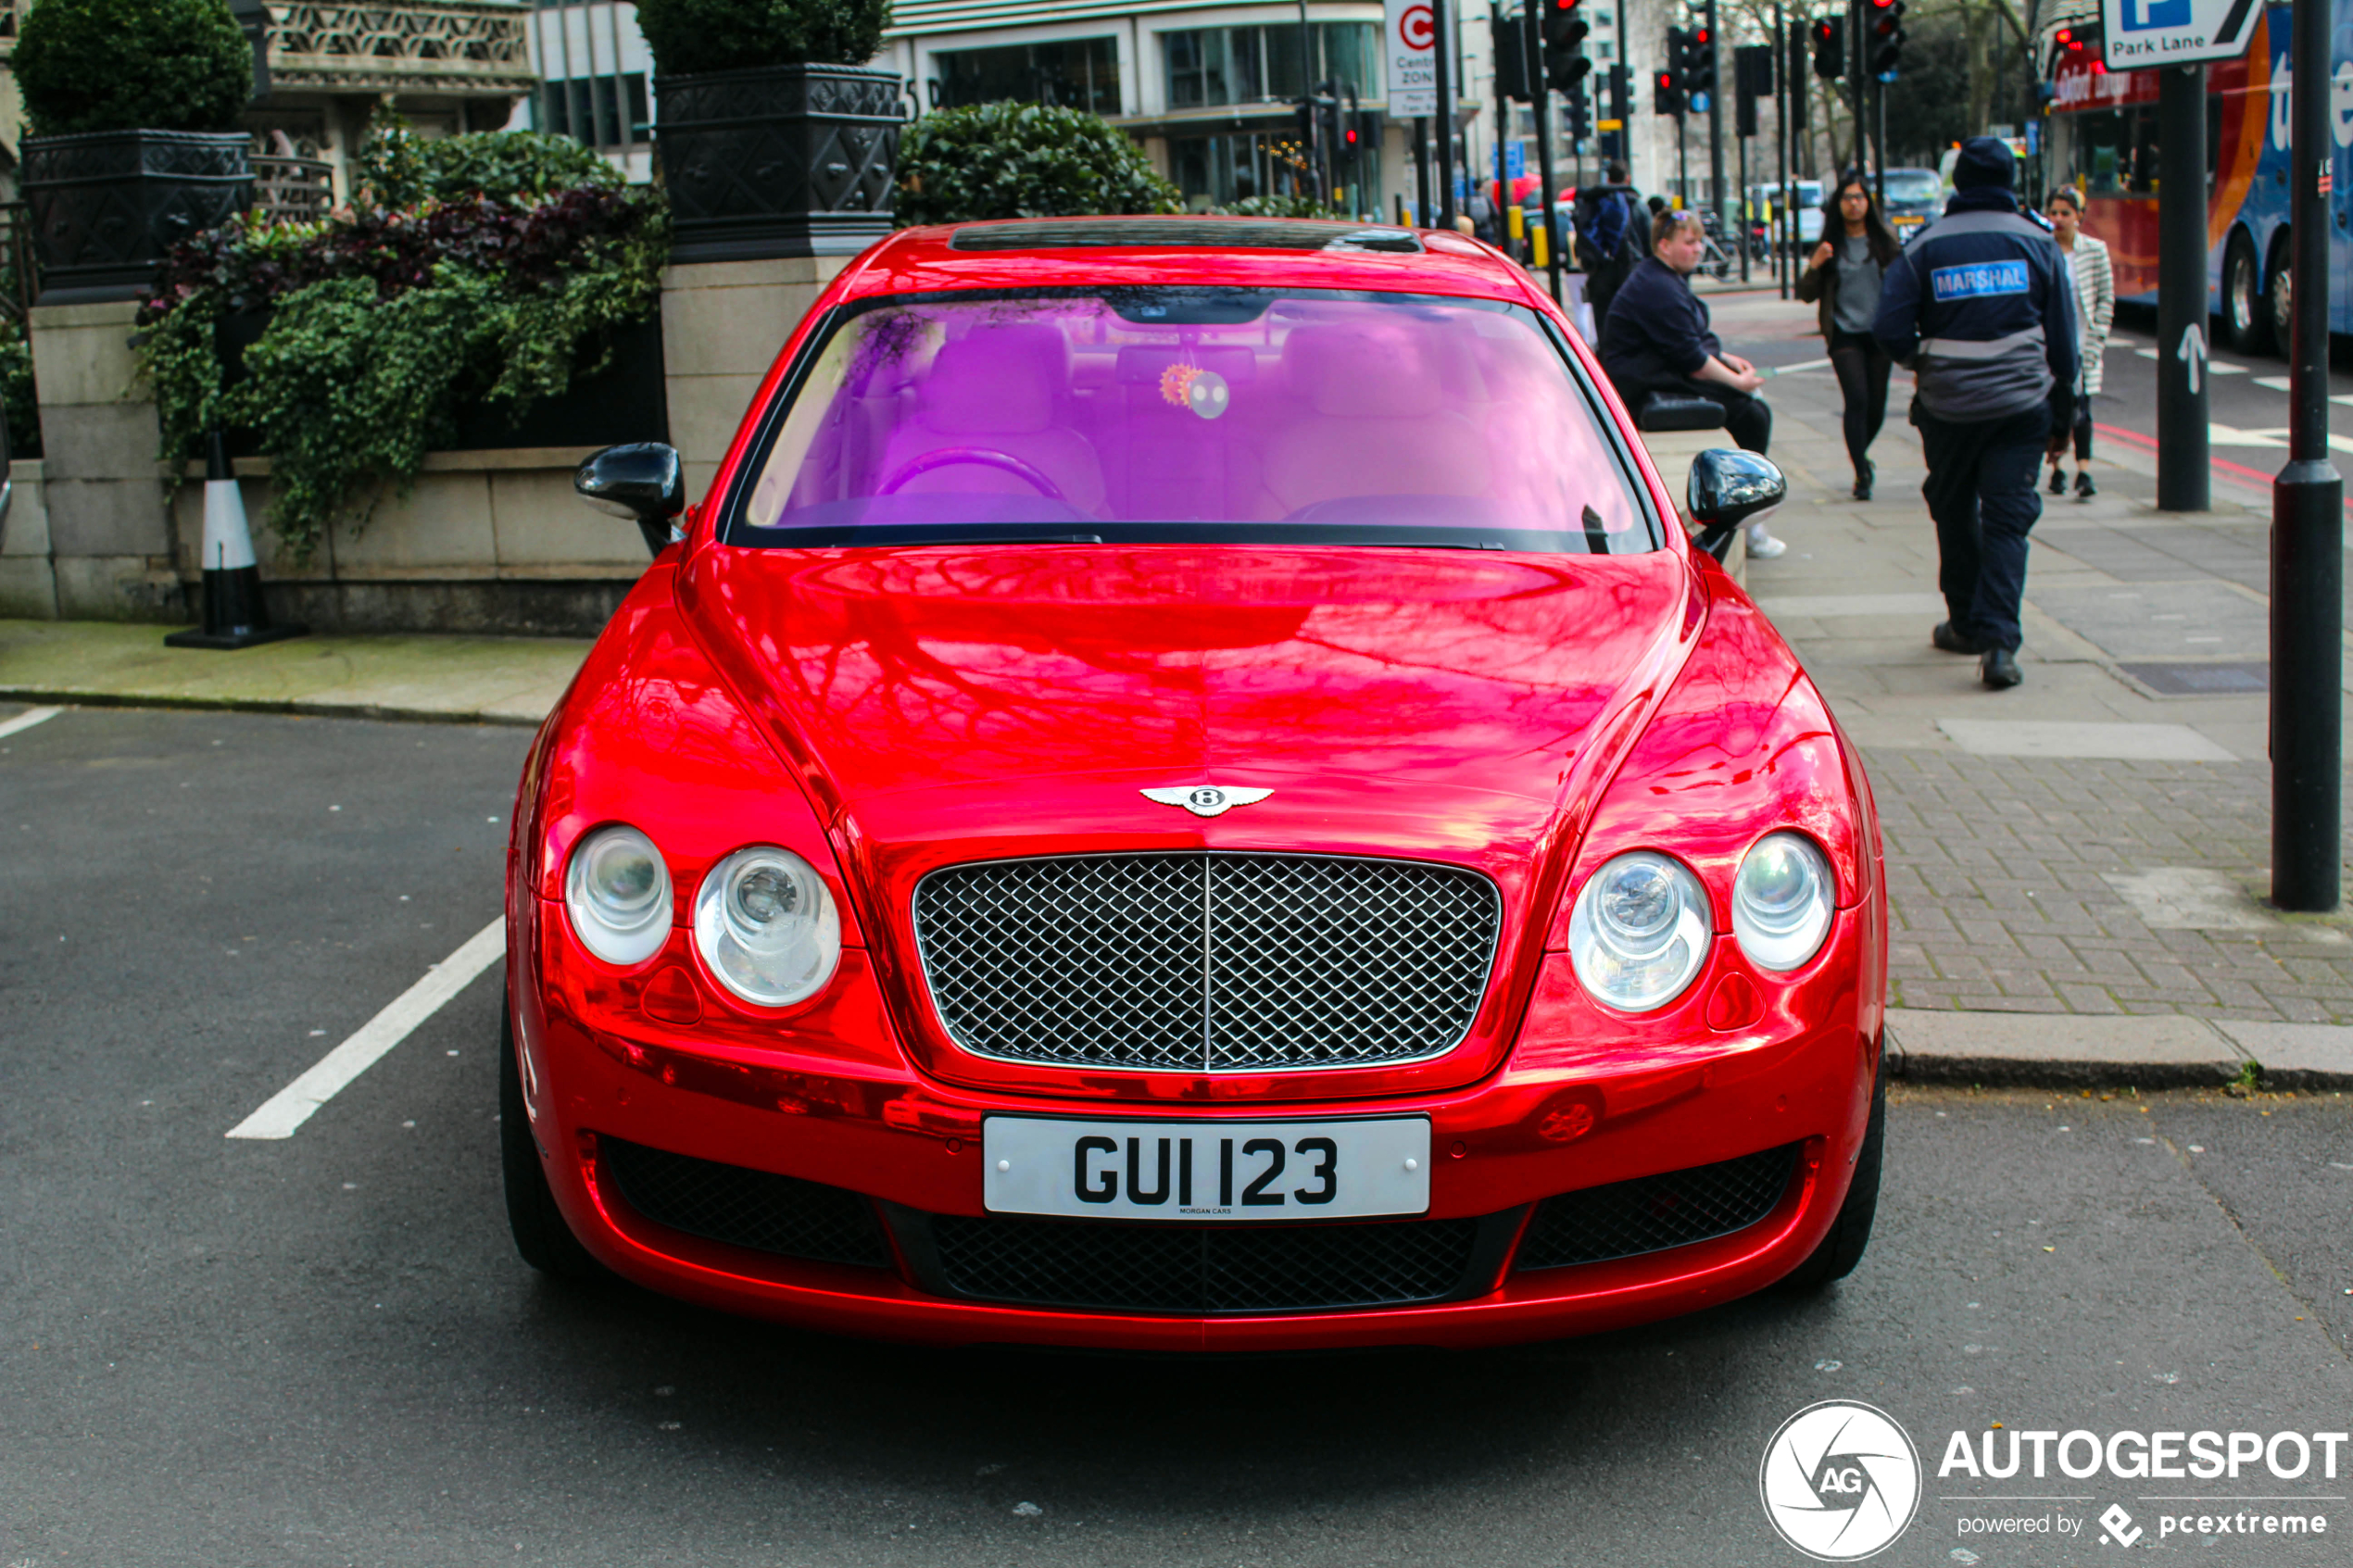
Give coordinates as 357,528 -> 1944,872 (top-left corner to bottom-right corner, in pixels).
681,543 -> 1694,883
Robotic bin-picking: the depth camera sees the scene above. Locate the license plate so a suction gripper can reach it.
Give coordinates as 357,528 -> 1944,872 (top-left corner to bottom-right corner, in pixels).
982,1116 -> 1430,1222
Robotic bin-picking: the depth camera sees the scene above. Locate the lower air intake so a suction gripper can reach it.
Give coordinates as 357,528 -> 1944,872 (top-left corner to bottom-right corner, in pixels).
602,1137 -> 892,1269
927,1213 -> 1484,1313
1513,1144 -> 1803,1271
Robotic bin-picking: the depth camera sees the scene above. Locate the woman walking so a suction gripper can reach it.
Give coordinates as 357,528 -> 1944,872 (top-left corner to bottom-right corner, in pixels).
2045,188 -> 2113,498
1796,173 -> 1903,500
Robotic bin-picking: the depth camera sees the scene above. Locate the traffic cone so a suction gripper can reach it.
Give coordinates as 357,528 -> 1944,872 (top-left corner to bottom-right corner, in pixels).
165,432 -> 304,650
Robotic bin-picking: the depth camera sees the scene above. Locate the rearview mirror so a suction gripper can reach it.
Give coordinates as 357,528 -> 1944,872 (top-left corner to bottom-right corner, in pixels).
1686,448 -> 1785,560
576,443 -> 684,557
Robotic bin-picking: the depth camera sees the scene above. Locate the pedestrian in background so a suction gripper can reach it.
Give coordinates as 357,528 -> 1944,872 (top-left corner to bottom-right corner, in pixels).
1573,159 -> 1643,325
2045,188 -> 2113,499
1873,137 -> 2078,690
1601,207 -> 1785,558
1796,172 -> 1903,500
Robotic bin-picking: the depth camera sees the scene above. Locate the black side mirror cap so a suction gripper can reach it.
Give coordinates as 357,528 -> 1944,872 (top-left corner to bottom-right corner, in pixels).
575,443 -> 686,558
1687,447 -> 1786,559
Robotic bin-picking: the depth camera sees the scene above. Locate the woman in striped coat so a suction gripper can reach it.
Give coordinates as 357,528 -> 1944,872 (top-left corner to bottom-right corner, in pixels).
2045,188 -> 2114,499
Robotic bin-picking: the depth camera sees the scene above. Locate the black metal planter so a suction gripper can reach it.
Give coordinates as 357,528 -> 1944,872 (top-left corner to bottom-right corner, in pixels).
655,63 -> 902,262
21,130 -> 252,304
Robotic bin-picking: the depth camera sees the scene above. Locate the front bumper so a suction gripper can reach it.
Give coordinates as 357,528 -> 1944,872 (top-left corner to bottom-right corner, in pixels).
512,910 -> 1881,1351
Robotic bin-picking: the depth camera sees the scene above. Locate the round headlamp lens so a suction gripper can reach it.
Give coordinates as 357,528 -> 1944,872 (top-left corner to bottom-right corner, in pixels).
563,824 -> 672,966
1567,851 -> 1710,1011
695,847 -> 841,1007
1733,833 -> 1834,971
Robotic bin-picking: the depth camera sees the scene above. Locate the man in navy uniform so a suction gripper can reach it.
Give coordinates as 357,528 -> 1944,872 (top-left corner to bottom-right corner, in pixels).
1874,137 -> 2078,689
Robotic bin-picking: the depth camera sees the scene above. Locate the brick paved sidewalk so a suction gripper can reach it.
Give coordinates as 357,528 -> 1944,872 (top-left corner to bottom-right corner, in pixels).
1710,293 -> 2353,1026
1869,750 -> 2353,1023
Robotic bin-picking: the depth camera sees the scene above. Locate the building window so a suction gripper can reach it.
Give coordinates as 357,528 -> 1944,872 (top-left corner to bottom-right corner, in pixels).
539,73 -> 649,148
1163,22 -> 1383,108
933,37 -> 1120,115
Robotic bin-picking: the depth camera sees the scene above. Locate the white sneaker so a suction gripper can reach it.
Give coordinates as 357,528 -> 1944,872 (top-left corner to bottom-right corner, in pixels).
1743,521 -> 1787,559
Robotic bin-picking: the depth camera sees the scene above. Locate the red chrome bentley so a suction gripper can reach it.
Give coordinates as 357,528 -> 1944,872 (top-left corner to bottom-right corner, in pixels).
500,217 -> 1888,1351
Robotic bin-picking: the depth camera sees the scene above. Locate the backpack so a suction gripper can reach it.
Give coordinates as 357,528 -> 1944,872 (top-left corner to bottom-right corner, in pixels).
1576,188 -> 1633,273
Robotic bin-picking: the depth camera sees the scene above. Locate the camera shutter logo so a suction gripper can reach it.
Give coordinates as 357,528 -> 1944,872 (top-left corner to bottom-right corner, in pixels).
1758,1400 -> 1923,1561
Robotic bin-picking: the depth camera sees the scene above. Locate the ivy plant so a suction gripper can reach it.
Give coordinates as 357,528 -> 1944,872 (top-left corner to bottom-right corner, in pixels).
897,102 -> 1182,226
136,127 -> 668,561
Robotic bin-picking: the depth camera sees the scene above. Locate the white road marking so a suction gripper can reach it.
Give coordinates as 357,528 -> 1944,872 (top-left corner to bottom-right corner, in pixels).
2208,360 -> 2248,375
0,706 -> 63,740
227,918 -> 505,1139
2255,375 -> 2292,392
1764,358 -> 1831,375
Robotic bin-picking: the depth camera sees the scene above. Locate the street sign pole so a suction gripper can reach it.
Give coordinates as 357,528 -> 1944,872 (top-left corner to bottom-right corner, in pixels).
2156,64 -> 2210,512
1524,5 -> 1565,305
1777,5 -> 1791,299
2272,0 -> 2342,910
1436,0 -> 1456,227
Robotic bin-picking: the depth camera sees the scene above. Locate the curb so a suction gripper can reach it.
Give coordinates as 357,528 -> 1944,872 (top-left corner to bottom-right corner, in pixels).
0,687 -> 547,729
1885,1009 -> 2353,1091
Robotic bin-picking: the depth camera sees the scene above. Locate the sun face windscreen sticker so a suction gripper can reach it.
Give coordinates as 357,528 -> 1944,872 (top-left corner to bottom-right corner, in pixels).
1160,362 -> 1230,420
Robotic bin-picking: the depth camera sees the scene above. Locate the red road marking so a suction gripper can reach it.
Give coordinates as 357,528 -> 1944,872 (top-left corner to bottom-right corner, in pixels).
2094,421 -> 2352,508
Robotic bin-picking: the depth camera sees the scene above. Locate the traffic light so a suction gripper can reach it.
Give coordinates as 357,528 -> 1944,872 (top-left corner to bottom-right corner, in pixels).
1659,27 -> 1689,117
1493,11 -> 1535,104
1566,77 -> 1592,141
1867,0 -> 1906,79
1734,44 -> 1771,139
1686,25 -> 1717,113
1541,0 -> 1592,91
1607,60 -> 1631,124
1810,15 -> 1844,80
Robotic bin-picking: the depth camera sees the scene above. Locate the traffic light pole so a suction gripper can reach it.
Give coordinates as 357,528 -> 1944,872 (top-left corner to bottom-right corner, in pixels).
2156,63 -> 2209,514
2272,0 -> 2340,911
1705,0 -> 1727,254
1524,5 -> 1564,305
1776,5 -> 1791,298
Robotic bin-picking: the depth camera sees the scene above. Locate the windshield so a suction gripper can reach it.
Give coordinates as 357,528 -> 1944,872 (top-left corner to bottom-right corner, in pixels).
1881,170 -> 1944,206
724,288 -> 1655,554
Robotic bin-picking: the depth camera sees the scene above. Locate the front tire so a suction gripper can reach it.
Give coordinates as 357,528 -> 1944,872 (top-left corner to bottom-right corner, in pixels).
2222,234 -> 2273,356
2268,237 -> 2295,357
1780,1060 -> 1884,1291
500,999 -> 606,1282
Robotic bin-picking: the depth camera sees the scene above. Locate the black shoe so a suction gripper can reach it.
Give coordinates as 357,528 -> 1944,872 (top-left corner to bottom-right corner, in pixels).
2075,470 -> 2096,499
2047,467 -> 2067,496
1853,459 -> 1874,501
1932,621 -> 1987,655
1981,647 -> 2023,688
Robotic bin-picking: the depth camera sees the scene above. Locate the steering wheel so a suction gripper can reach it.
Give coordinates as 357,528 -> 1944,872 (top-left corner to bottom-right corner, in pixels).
876,446 -> 1065,501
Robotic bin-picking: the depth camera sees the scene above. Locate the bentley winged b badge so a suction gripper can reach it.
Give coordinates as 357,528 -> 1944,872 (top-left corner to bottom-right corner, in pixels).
1141,785 -> 1273,819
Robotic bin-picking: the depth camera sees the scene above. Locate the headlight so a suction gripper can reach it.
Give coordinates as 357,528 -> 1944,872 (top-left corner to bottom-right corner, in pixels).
694,847 -> 841,1007
1567,851 -> 1711,1010
564,824 -> 673,966
1732,832 -> 1834,972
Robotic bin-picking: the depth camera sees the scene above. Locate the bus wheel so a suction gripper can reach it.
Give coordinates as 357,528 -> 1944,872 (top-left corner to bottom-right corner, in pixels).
2268,238 -> 2296,356
2223,235 -> 2273,356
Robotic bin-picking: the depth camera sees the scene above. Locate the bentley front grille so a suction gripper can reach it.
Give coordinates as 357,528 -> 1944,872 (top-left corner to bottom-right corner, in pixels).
912,853 -> 1501,1073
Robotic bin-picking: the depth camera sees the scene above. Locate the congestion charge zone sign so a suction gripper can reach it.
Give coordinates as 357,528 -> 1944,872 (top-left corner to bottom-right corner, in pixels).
2100,0 -> 2264,68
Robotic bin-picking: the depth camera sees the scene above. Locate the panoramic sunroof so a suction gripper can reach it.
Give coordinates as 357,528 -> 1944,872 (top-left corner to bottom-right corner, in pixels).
948,219 -> 1423,254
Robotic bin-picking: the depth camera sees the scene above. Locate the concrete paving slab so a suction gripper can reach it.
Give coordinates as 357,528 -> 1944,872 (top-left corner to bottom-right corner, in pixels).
2101,867 -> 2284,931
0,618 -> 590,725
2213,1020 -> 2353,1088
1935,718 -> 2238,760
1756,592 -> 1946,619
1886,1007 -> 2248,1086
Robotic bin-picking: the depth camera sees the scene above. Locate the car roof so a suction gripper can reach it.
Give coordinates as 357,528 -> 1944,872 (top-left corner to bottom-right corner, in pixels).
833,217 -> 1549,309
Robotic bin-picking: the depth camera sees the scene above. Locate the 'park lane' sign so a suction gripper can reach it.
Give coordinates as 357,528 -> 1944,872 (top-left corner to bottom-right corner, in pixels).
2101,0 -> 2264,69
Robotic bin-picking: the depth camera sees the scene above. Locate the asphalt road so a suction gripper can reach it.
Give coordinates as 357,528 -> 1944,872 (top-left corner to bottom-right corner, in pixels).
5,702 -> 2352,1567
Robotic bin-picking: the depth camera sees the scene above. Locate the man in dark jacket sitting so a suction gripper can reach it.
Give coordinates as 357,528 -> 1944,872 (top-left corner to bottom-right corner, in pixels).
1599,208 -> 1780,554
1599,208 -> 1771,454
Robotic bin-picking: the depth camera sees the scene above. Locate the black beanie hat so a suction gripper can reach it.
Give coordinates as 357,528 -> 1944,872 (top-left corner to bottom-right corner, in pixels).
1952,136 -> 2016,192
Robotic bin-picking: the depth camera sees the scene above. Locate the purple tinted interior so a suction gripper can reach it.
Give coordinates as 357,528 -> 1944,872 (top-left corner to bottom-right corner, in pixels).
737,293 -> 1649,546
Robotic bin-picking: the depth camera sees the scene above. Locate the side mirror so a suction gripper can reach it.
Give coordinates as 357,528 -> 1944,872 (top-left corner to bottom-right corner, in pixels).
1687,447 -> 1785,560
576,442 -> 684,558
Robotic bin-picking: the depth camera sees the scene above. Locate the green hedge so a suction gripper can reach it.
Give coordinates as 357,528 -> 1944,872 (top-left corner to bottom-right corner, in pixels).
12,0 -> 253,137
898,103 -> 1182,226
633,0 -> 891,76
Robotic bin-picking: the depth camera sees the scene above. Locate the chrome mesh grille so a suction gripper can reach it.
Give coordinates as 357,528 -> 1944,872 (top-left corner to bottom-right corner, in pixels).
912,853 -> 1500,1072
